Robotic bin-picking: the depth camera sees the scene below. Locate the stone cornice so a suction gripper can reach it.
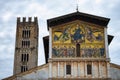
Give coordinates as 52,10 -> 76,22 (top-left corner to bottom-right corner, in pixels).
48,58 -> 110,62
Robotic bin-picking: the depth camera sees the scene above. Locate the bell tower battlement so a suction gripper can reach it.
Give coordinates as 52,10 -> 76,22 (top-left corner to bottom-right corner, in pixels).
17,17 -> 38,23
14,17 -> 39,74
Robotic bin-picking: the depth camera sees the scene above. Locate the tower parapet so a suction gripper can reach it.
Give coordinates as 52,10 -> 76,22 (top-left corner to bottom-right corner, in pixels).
17,17 -> 38,24
28,17 -> 32,22
17,17 -> 20,23
34,17 -> 38,24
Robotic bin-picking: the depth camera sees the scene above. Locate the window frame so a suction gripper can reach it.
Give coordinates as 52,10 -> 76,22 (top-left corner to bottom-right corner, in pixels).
66,64 -> 71,75
76,43 -> 80,57
87,64 -> 92,75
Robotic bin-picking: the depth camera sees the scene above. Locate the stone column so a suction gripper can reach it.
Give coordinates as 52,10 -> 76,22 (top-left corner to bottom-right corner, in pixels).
49,62 -> 52,78
72,61 -> 74,78
49,28 -> 52,58
104,28 -> 109,58
58,61 -> 60,77
64,62 -> 66,78
92,62 -> 94,78
85,61 -> 87,77
99,61 -> 101,78
107,62 -> 111,78
78,62 -> 80,77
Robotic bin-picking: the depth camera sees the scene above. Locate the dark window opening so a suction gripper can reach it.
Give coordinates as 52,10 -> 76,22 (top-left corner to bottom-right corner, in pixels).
66,65 -> 71,75
21,65 -> 28,72
76,43 -> 80,57
21,66 -> 23,72
21,54 -> 29,62
87,64 -> 92,75
21,54 -> 23,62
22,30 -> 30,38
22,40 -> 30,48
27,54 -> 29,61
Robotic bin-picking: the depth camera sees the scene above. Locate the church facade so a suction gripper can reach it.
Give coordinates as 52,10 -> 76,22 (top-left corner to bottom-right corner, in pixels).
3,11 -> 120,80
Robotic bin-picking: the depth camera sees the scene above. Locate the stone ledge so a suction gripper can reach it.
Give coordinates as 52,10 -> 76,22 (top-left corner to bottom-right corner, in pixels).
48,58 -> 110,62
49,78 -> 111,80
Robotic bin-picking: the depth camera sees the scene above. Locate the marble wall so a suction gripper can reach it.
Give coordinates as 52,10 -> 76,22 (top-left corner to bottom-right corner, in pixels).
110,64 -> 120,80
18,64 -> 49,80
51,61 -> 108,78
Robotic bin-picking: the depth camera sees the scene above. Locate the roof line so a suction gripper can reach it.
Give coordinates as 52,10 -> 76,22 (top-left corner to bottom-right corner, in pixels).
2,64 -> 48,80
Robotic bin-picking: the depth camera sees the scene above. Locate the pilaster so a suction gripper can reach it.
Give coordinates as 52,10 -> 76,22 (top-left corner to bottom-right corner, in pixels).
99,61 -> 101,78
92,62 -> 94,78
107,62 -> 111,78
72,61 -> 74,78
49,28 -> 52,58
64,62 -> 66,78
85,61 -> 87,77
49,62 -> 52,78
57,61 -> 60,77
104,28 -> 109,58
78,62 -> 80,77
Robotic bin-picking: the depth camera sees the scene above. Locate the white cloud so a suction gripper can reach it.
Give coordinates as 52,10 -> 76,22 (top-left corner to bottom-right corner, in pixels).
95,0 -> 102,4
2,12 -> 14,22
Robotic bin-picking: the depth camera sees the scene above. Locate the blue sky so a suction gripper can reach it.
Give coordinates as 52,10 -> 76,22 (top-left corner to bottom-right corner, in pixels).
0,0 -> 120,79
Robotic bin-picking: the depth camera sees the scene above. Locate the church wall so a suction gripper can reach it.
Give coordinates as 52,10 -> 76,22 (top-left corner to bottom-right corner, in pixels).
80,62 -> 85,77
101,62 -> 107,78
93,62 -> 99,78
50,61 -> 108,79
20,65 -> 49,80
110,65 -> 120,80
52,62 -> 58,77
59,62 -> 64,77
73,62 -> 78,77
48,20 -> 110,79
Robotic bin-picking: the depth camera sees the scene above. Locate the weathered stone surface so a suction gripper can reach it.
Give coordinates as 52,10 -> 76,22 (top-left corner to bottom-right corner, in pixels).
110,63 -> 120,80
14,17 -> 39,74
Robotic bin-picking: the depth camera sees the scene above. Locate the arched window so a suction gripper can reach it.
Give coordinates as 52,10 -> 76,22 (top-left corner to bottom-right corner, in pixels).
87,64 -> 92,75
21,66 -> 23,72
21,54 -> 29,62
27,54 -> 29,61
76,43 -> 80,57
21,40 -> 30,48
24,54 -> 26,61
21,54 -> 24,62
22,30 -> 31,38
21,65 -> 28,72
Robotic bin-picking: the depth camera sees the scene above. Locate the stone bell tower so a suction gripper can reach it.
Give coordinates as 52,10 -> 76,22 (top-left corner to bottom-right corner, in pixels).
13,17 -> 39,74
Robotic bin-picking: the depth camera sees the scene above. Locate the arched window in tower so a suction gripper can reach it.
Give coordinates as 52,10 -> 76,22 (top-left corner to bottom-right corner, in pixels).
22,30 -> 26,38
21,40 -> 30,48
87,64 -> 92,75
76,43 -> 80,57
27,54 -> 29,62
24,54 -> 26,61
22,30 -> 31,38
27,41 -> 30,48
21,65 -> 28,72
28,30 -> 30,38
22,41 -> 24,48
21,54 -> 29,62
21,54 -> 24,62
21,65 -> 23,72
